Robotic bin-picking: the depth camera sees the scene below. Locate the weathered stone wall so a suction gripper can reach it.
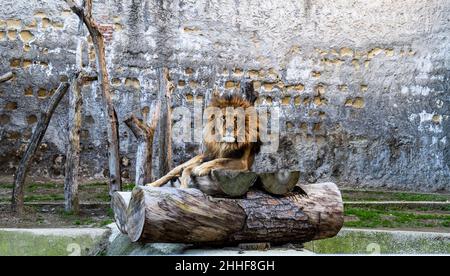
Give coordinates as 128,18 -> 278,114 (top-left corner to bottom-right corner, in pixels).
0,0 -> 449,192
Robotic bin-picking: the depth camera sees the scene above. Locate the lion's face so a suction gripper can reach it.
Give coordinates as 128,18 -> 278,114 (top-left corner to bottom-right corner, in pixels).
203,92 -> 259,158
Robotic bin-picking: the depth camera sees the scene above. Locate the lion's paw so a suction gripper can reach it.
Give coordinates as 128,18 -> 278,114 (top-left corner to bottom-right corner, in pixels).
192,165 -> 211,177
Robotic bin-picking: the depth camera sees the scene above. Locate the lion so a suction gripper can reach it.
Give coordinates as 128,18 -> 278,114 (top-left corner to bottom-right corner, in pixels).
147,80 -> 260,188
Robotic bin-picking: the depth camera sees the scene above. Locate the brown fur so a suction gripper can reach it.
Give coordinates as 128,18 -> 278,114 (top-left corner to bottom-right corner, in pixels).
147,81 -> 259,188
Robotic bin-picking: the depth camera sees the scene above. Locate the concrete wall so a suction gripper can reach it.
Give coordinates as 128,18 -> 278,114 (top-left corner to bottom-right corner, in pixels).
0,0 -> 449,191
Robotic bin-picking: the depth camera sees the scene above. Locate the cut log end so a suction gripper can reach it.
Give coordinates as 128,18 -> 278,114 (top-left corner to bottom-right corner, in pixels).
111,192 -> 132,234
126,188 -> 147,242
259,171 -> 300,195
190,170 -> 258,197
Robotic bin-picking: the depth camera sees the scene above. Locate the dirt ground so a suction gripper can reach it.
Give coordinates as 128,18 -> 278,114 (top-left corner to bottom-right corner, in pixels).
0,181 -> 131,228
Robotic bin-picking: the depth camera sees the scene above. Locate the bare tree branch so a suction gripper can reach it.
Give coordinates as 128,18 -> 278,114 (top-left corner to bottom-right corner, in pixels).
12,74 -> 78,214
124,105 -> 160,185
65,0 -> 122,194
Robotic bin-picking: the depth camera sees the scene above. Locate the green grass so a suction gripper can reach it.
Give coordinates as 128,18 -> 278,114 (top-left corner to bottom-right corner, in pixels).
95,194 -> 111,202
26,183 -> 59,192
342,190 -> 450,202
123,183 -> 135,191
392,192 -> 450,202
344,207 -> 450,229
24,194 -> 65,202
0,183 -> 13,189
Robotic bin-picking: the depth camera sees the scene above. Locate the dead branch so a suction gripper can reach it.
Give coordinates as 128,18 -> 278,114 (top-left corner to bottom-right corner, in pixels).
124,106 -> 160,185
65,0 -> 122,194
64,75 -> 84,214
12,76 -> 76,214
155,68 -> 175,179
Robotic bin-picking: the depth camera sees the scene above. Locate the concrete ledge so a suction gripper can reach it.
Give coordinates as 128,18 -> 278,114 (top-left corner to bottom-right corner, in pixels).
305,228 -> 450,255
1,226 -> 448,255
0,228 -> 110,256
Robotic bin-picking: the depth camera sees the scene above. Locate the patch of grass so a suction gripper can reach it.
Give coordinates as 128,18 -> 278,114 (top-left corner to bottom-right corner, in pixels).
0,183 -> 13,189
106,207 -> 114,218
81,182 -> 110,189
342,190 -> 450,202
95,194 -> 111,202
24,194 -> 65,202
26,183 -> 60,192
73,217 -> 96,226
99,219 -> 114,227
123,183 -> 135,191
392,192 -> 449,202
344,207 -> 450,229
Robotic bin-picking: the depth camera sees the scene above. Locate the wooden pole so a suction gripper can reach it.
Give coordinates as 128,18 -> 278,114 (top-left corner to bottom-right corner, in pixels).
124,109 -> 159,186
155,68 -> 174,178
116,182 -> 343,245
64,76 -> 83,214
11,80 -> 73,214
65,0 -> 122,195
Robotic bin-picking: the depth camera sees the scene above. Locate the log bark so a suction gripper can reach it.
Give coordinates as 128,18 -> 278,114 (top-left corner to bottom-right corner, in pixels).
66,0 -> 121,195
11,80 -> 72,214
155,68 -> 174,178
64,76 -> 83,214
118,182 -> 343,245
112,192 -> 132,234
124,109 -> 159,186
0,72 -> 14,83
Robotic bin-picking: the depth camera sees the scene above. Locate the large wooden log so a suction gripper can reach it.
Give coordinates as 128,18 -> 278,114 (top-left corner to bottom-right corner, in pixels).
119,182 -> 343,245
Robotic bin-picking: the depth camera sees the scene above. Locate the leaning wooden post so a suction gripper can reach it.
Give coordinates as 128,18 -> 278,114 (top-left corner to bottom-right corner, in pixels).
11,79 -> 73,214
124,109 -> 159,186
155,68 -> 174,178
65,0 -> 122,195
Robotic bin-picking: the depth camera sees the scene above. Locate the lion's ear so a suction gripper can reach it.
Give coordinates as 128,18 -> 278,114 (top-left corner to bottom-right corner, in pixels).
241,80 -> 258,105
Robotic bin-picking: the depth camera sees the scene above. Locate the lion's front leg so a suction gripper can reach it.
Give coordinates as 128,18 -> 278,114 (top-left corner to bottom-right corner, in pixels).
192,158 -> 248,177
179,161 -> 203,188
146,154 -> 204,187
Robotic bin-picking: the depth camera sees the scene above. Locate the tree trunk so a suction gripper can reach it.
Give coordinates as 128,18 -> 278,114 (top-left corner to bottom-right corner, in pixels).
64,77 -> 83,214
155,68 -> 174,178
0,72 -> 13,83
124,110 -> 159,186
66,0 -> 121,195
11,81 -> 71,214
117,182 -> 343,245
